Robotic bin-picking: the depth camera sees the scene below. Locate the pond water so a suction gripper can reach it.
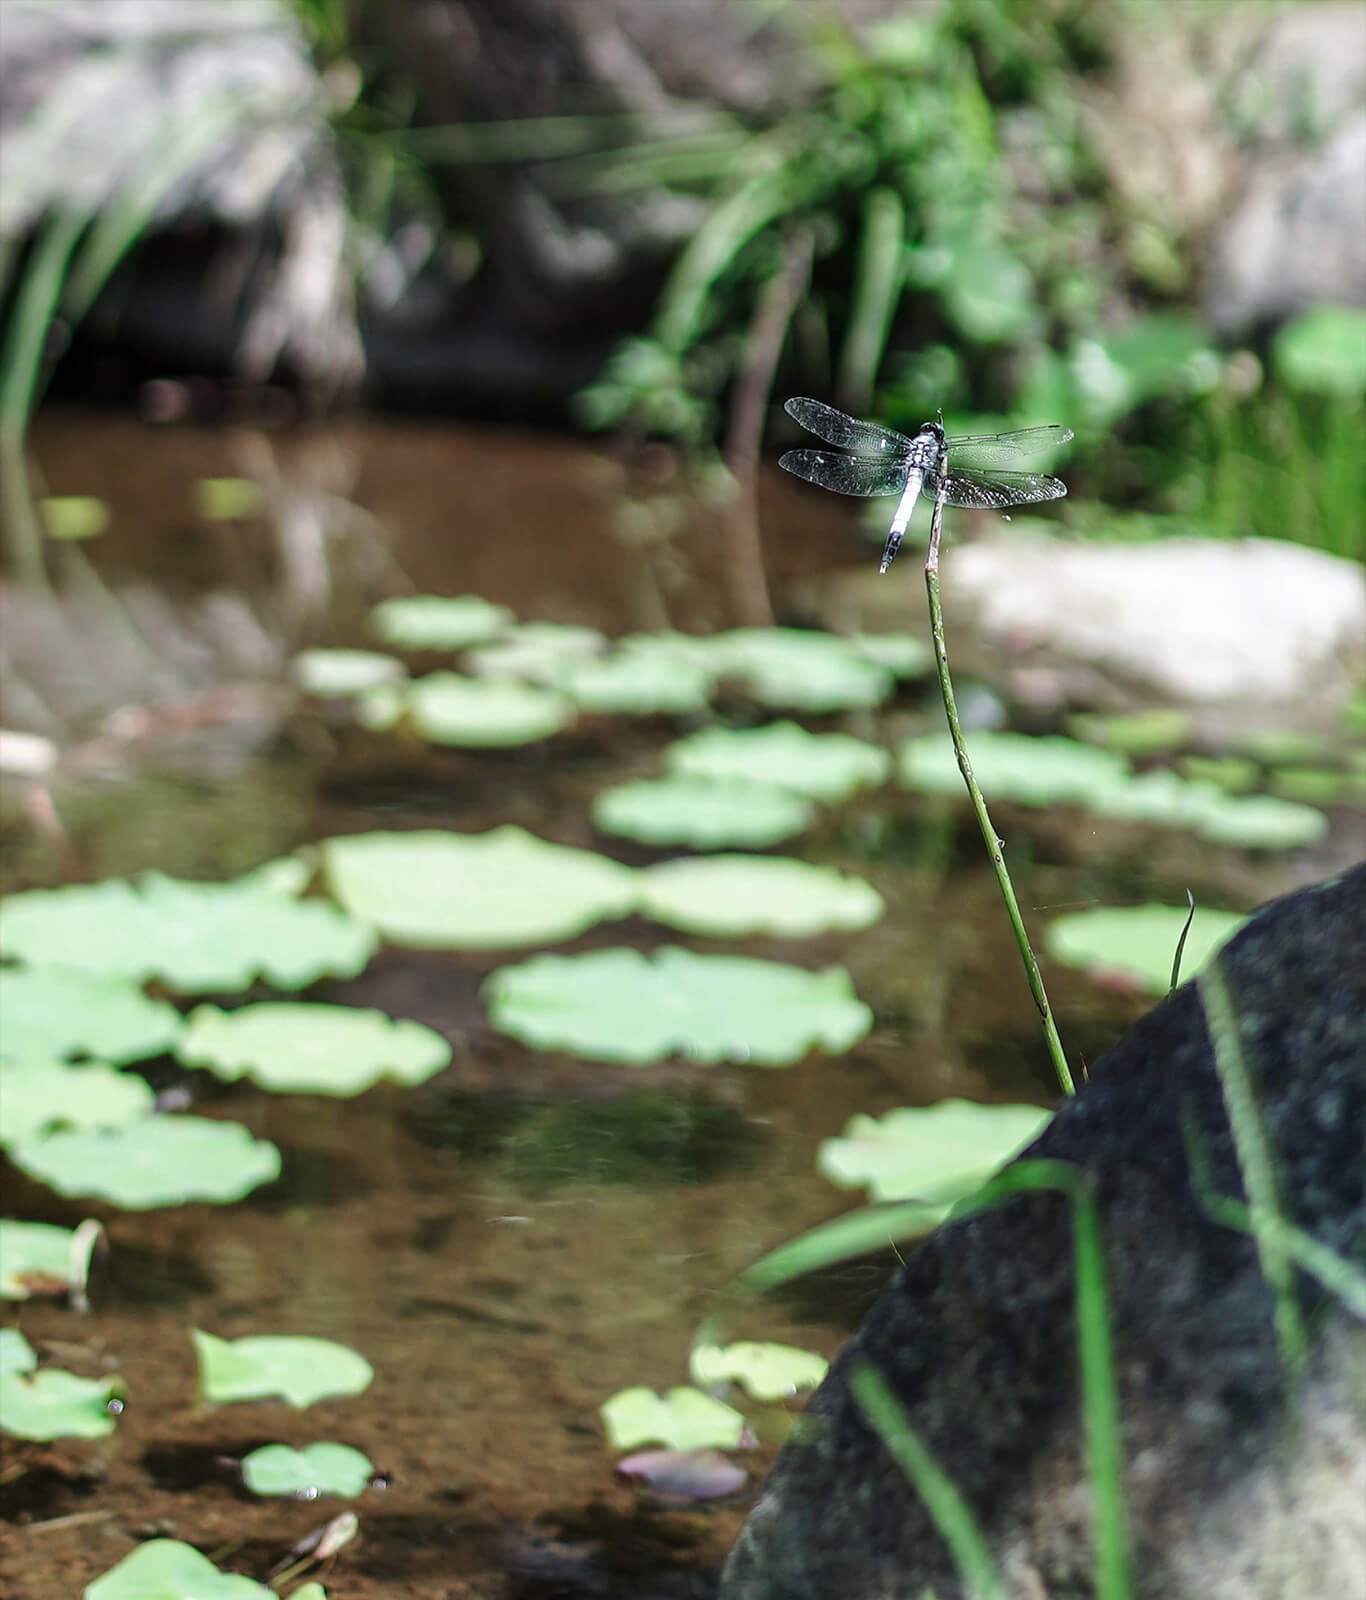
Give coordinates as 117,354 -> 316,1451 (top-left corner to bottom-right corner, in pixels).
1,408 -> 1349,1598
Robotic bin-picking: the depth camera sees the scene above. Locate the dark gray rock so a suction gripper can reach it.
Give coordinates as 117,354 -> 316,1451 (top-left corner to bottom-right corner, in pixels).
721,863 -> 1366,1600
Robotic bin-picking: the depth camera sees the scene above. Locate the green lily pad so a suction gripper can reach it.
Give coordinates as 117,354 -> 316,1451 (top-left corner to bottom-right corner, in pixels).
1272,305 -> 1366,395
0,1329 -> 124,1440
0,1221 -> 80,1299
1091,772 -> 1328,848
849,632 -> 932,678
1267,767 -> 1356,807
1046,903 -> 1248,994
355,680 -> 407,730
1177,754 -> 1259,794
192,1330 -> 373,1409
1066,708 -> 1194,755
369,594 -> 514,651
84,1538 -> 275,1600
690,1341 -> 828,1401
485,946 -> 872,1066
600,1385 -> 745,1452
899,732 -> 1127,806
321,827 -> 639,948
0,871 -> 378,993
240,1440 -> 374,1498
817,1100 -> 1053,1204
291,648 -> 405,697
39,495 -> 109,541
10,1117 -> 281,1208
562,653 -> 712,715
465,621 -> 606,680
178,1003 -> 451,1096
406,672 -> 575,746
0,1058 -> 155,1146
592,776 -> 815,849
667,722 -> 891,802
195,476 -> 263,521
638,855 -> 883,939
0,968 -> 181,1062
707,628 -> 893,710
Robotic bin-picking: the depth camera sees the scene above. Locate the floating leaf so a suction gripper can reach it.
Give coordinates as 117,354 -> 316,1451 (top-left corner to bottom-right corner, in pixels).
240,1441 -> 374,1498
593,776 -> 814,849
0,872 -> 378,993
849,632 -> 932,677
466,621 -> 606,680
407,671 -> 574,746
178,1003 -> 451,1096
1267,767 -> 1355,807
1177,754 -> 1259,794
668,721 -> 891,802
0,968 -> 181,1062
1046,904 -> 1248,994
486,946 -> 872,1066
563,653 -> 712,715
355,679 -> 407,729
707,629 -> 893,710
0,1330 -> 123,1441
192,1330 -> 373,1409
899,732 -> 1127,806
10,1117 -> 281,1208
39,496 -> 109,541
638,855 -> 883,938
84,1538 -> 274,1600
322,827 -> 638,948
1272,305 -> 1366,395
370,594 -> 514,651
0,1221 -> 78,1299
195,476 -> 263,521
1090,772 -> 1328,848
291,648 -> 405,697
0,1058 -> 155,1146
690,1341 -> 828,1401
817,1100 -> 1053,1204
601,1385 -> 745,1452
1066,708 -> 1194,755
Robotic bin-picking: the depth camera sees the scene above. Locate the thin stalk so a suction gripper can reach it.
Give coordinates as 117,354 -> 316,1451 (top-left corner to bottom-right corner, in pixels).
922,449 -> 1074,1096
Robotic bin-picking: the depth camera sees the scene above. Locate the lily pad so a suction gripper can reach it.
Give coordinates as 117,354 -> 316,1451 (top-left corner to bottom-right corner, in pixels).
1267,767 -> 1357,807
1272,305 -> 1366,395
817,1100 -> 1053,1204
485,946 -> 872,1066
690,1341 -> 829,1401
601,1385 -> 745,1452
39,496 -> 109,541
707,628 -> 893,711
563,652 -> 712,715
0,1221 -> 81,1299
85,1539 -> 275,1600
0,1058 -> 155,1146
0,968 -> 181,1063
466,621 -> 606,680
0,1329 -> 123,1440
0,871 -> 378,993
1090,772 -> 1328,848
321,827 -> 639,948
369,594 -> 514,651
899,732 -> 1127,806
1066,708 -> 1194,755
407,671 -> 575,746
592,776 -> 814,849
849,632 -> 933,677
667,721 -> 891,803
9,1117 -> 281,1208
192,1330 -> 373,1409
291,648 -> 405,697
240,1440 -> 374,1498
638,855 -> 883,939
1046,903 -> 1248,994
1177,754 -> 1259,794
178,1003 -> 451,1096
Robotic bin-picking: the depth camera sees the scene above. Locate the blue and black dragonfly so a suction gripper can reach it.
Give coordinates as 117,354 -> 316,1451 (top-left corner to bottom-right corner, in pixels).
779,397 -> 1073,573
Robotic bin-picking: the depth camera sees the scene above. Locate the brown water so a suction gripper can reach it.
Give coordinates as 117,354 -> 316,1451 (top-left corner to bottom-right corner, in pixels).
0,409 -> 1340,1598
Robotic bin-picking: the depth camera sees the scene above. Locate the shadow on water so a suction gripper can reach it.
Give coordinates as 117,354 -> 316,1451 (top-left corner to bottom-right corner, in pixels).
1,408 -> 1333,1598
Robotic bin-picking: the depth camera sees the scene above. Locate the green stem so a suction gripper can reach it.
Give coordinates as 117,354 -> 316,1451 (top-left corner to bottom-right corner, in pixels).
922,455 -> 1074,1096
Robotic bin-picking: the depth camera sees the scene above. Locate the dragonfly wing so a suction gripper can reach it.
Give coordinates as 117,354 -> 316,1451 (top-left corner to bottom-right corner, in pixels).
935,467 -> 1069,509
784,397 -> 913,456
780,449 -> 909,498
943,424 -> 1073,467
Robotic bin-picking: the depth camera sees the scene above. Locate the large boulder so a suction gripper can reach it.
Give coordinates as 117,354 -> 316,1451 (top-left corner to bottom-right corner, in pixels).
720,862 -> 1366,1600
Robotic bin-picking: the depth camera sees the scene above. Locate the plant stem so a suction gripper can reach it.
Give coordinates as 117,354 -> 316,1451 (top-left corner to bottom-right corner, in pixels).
922,452 -> 1074,1097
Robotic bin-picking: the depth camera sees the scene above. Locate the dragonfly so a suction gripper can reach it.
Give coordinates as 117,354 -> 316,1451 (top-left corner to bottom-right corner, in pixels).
779,396 -> 1073,573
